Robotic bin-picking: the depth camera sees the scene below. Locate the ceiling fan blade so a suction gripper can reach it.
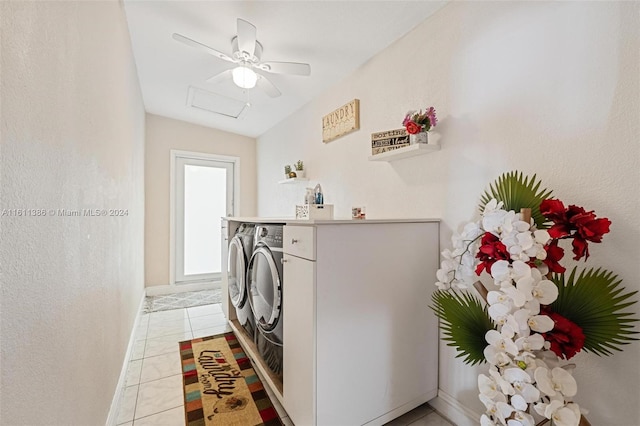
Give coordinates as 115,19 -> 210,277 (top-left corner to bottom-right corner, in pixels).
256,74 -> 281,98
207,69 -> 233,85
172,33 -> 236,63
236,19 -> 257,57
258,61 -> 311,76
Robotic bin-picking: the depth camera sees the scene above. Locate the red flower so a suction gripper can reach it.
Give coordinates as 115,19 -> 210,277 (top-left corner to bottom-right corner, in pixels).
541,308 -> 586,360
543,240 -> 566,273
475,232 -> 510,275
405,121 -> 422,135
540,198 -> 611,261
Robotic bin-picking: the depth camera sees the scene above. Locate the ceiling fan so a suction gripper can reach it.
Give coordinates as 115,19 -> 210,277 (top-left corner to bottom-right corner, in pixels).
173,18 -> 311,98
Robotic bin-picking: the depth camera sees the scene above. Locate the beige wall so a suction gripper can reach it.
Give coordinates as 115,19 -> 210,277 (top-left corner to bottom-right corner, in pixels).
145,113 -> 257,287
257,1 -> 639,424
1,2 -> 145,424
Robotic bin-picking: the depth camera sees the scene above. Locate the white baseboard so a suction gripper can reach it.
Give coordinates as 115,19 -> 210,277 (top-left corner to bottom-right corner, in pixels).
145,281 -> 220,296
105,291 -> 146,426
428,389 -> 482,426
365,389 -> 437,426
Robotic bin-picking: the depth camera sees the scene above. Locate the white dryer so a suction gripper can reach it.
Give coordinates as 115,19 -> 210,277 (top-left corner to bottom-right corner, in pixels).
227,223 -> 256,341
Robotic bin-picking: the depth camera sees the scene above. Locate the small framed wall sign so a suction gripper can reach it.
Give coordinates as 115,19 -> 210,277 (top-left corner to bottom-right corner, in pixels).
370,128 -> 409,155
322,99 -> 360,143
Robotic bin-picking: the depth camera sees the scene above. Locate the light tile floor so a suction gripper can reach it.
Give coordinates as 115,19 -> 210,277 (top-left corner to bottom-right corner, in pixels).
115,303 -> 452,425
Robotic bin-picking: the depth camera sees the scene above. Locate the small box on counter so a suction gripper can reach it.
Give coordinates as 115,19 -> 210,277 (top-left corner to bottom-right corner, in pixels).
295,204 -> 334,220
371,128 -> 409,155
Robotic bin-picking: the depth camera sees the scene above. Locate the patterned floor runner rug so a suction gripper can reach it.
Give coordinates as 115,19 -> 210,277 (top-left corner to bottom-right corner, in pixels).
180,332 -> 283,426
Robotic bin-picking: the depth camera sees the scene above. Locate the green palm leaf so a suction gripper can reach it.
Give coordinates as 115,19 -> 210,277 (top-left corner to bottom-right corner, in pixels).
550,267 -> 639,356
479,171 -> 553,229
431,290 -> 495,365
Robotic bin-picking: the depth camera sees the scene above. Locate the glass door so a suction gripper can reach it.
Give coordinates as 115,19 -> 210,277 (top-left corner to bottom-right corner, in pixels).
173,153 -> 236,284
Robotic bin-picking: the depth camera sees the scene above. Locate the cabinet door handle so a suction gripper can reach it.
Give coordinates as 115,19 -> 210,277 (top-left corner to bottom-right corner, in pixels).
281,258 -> 288,264
291,238 -> 299,244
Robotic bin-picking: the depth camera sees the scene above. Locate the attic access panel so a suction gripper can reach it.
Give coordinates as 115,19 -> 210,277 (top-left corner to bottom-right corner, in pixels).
186,86 -> 248,119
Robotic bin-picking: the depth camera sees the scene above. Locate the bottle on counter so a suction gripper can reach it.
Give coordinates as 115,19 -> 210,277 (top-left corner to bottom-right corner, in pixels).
305,188 -> 315,205
314,183 -> 324,205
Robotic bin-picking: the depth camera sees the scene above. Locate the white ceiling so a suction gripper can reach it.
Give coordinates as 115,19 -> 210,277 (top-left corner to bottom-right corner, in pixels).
123,1 -> 447,138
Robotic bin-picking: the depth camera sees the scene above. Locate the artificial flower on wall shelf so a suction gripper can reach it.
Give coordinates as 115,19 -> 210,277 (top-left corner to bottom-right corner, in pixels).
431,171 -> 638,426
402,106 -> 438,144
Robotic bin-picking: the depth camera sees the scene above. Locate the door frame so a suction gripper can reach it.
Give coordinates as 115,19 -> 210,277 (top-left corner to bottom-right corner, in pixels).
169,149 -> 241,286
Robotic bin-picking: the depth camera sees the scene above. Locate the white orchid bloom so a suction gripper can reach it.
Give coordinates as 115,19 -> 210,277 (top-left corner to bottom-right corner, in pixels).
535,400 -> 580,426
478,374 -> 501,399
487,290 -> 511,306
510,394 -> 528,412
532,279 -> 559,305
517,276 -> 558,307
528,314 -> 555,333
515,334 -> 545,352
488,302 -> 512,326
513,309 -> 534,336
484,345 -> 513,368
489,366 -> 515,394
486,330 -> 519,356
503,368 -> 540,403
501,315 -> 521,339
491,260 -> 532,287
514,309 -> 553,334
490,260 -> 512,285
534,367 -> 578,397
480,393 -> 510,425
502,284 -> 528,308
483,208 -> 517,236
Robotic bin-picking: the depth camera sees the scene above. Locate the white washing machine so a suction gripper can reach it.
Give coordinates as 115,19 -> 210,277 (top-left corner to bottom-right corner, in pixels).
247,224 -> 284,377
227,223 -> 256,341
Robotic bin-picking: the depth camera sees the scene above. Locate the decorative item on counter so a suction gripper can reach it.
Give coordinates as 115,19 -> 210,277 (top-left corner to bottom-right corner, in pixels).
370,128 -> 410,155
284,165 -> 292,179
431,171 -> 637,426
402,106 -> 437,145
305,188 -> 315,205
351,206 -> 366,220
295,204 -> 334,220
294,160 -> 305,178
314,183 -> 323,205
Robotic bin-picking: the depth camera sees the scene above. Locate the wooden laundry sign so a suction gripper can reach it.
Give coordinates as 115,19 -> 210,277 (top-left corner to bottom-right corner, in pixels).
322,99 -> 360,143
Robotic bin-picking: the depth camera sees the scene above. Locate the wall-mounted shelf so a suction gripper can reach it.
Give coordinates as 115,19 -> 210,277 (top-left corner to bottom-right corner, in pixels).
278,177 -> 309,184
368,143 -> 440,162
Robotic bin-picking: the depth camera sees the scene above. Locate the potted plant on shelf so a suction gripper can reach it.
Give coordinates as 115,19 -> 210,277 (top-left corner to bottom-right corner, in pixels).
294,160 -> 305,178
402,106 -> 438,144
284,165 -> 293,179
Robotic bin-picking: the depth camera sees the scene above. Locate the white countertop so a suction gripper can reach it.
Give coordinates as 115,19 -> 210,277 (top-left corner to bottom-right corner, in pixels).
223,217 -> 440,225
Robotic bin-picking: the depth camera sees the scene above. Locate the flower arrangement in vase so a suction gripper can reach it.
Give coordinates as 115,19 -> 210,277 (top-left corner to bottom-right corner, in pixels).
432,171 -> 638,426
402,107 -> 438,144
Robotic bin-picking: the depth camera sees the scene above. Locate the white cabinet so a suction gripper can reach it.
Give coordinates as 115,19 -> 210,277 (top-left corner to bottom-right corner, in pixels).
282,221 -> 439,426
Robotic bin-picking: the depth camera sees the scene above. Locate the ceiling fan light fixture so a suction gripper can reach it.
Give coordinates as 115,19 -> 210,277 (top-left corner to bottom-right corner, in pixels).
232,66 -> 257,89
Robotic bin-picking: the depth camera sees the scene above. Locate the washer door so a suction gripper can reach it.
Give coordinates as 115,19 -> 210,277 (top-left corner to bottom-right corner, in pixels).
227,236 -> 247,308
247,244 -> 282,333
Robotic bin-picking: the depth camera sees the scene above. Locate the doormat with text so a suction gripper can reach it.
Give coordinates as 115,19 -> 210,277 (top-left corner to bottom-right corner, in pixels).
180,332 -> 283,426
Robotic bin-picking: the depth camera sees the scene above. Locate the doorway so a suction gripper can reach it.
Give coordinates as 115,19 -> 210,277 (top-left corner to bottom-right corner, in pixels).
170,150 -> 239,285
